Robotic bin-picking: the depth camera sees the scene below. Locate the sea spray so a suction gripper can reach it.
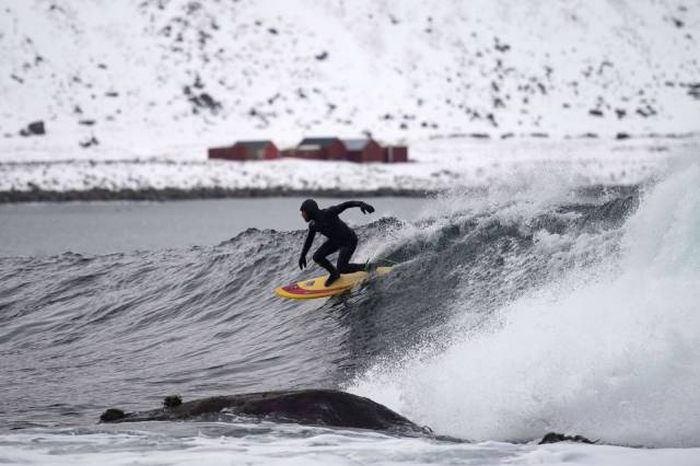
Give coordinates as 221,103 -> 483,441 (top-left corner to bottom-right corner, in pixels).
350,164 -> 700,447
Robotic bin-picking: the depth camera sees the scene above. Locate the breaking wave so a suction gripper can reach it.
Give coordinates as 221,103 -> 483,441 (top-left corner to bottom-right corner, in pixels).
1,163 -> 698,447
351,163 -> 700,447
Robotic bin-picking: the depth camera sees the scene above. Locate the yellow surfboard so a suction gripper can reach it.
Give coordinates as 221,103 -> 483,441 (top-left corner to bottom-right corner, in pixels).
274,267 -> 392,299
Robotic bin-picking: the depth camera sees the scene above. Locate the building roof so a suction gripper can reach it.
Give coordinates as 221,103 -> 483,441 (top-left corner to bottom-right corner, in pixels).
298,137 -> 340,148
342,139 -> 372,151
234,140 -> 274,150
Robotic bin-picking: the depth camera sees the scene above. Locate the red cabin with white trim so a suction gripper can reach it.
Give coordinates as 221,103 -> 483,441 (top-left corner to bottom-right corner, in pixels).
343,139 -> 384,163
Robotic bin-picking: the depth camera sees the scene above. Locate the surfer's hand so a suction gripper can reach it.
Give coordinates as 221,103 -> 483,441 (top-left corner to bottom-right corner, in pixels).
360,202 -> 375,214
299,255 -> 307,270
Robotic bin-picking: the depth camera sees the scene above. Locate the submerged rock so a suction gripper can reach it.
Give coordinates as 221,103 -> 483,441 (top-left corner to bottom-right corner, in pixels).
100,408 -> 126,422
162,394 -> 182,408
100,389 -> 429,435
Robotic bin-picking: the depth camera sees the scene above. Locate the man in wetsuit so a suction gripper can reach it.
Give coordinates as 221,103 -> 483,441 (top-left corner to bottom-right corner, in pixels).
298,199 -> 375,286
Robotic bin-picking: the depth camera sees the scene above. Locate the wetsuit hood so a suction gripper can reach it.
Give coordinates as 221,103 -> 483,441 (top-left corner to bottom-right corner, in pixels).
300,199 -> 320,220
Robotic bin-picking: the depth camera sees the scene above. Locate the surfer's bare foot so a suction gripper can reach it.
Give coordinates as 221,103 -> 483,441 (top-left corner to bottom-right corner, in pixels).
324,272 -> 340,287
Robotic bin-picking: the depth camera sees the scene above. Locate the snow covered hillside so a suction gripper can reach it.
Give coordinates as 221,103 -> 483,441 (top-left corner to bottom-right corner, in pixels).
0,0 -> 698,195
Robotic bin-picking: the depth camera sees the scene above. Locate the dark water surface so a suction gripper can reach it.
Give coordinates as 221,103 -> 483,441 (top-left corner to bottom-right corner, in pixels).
0,197 -> 430,257
0,189 -> 640,431
2,173 -> 699,457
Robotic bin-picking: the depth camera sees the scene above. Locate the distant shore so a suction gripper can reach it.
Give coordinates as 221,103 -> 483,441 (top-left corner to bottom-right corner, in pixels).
0,184 -> 643,204
0,187 -> 433,203
2,136 -> 691,203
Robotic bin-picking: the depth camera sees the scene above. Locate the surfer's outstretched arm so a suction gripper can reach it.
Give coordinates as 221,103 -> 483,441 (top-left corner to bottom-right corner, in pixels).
328,201 -> 375,215
299,228 -> 316,269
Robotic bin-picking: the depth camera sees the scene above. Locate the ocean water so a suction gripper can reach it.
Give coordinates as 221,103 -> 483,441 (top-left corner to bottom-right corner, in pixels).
0,197 -> 429,257
1,162 -> 699,465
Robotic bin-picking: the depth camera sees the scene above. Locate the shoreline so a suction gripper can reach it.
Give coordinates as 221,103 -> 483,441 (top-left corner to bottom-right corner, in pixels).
0,187 -> 435,203
0,183 -> 641,204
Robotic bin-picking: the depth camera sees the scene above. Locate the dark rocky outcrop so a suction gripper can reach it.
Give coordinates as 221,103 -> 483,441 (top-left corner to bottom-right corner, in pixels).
19,121 -> 45,136
100,389 -> 430,435
688,83 -> 700,100
163,394 -> 182,408
100,408 -> 126,422
539,432 -> 596,445
79,136 -> 99,148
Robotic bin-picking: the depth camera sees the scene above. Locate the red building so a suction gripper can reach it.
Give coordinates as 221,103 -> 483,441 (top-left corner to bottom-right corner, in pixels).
281,146 -> 322,160
215,136 -> 409,163
383,145 -> 408,163
208,140 -> 279,161
281,137 -> 347,160
303,137 -> 346,160
343,139 -> 384,163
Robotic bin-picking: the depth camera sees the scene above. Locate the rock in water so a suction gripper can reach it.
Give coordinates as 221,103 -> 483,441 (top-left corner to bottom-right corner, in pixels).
99,389 -> 428,435
99,408 -> 126,422
162,394 -> 182,408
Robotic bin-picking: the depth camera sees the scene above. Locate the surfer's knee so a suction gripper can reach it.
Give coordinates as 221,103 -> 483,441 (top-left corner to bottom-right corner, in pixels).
312,250 -> 325,263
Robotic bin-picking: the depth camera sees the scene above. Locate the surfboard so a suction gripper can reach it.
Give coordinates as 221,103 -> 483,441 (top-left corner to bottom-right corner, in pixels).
274,266 -> 392,299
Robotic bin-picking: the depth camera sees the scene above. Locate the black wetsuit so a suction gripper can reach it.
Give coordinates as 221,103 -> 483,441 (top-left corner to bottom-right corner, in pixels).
299,199 -> 374,282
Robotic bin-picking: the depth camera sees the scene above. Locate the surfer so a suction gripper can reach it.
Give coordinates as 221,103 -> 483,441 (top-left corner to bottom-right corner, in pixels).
298,199 -> 375,286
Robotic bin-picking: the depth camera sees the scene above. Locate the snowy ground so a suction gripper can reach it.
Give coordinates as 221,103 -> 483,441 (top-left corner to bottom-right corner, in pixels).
0,136 -> 695,197
2,0 -> 699,145
0,0 -> 698,198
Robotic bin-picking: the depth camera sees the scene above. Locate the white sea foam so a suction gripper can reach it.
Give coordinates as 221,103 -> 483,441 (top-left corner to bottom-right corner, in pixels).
350,162 -> 700,447
1,425 -> 699,466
